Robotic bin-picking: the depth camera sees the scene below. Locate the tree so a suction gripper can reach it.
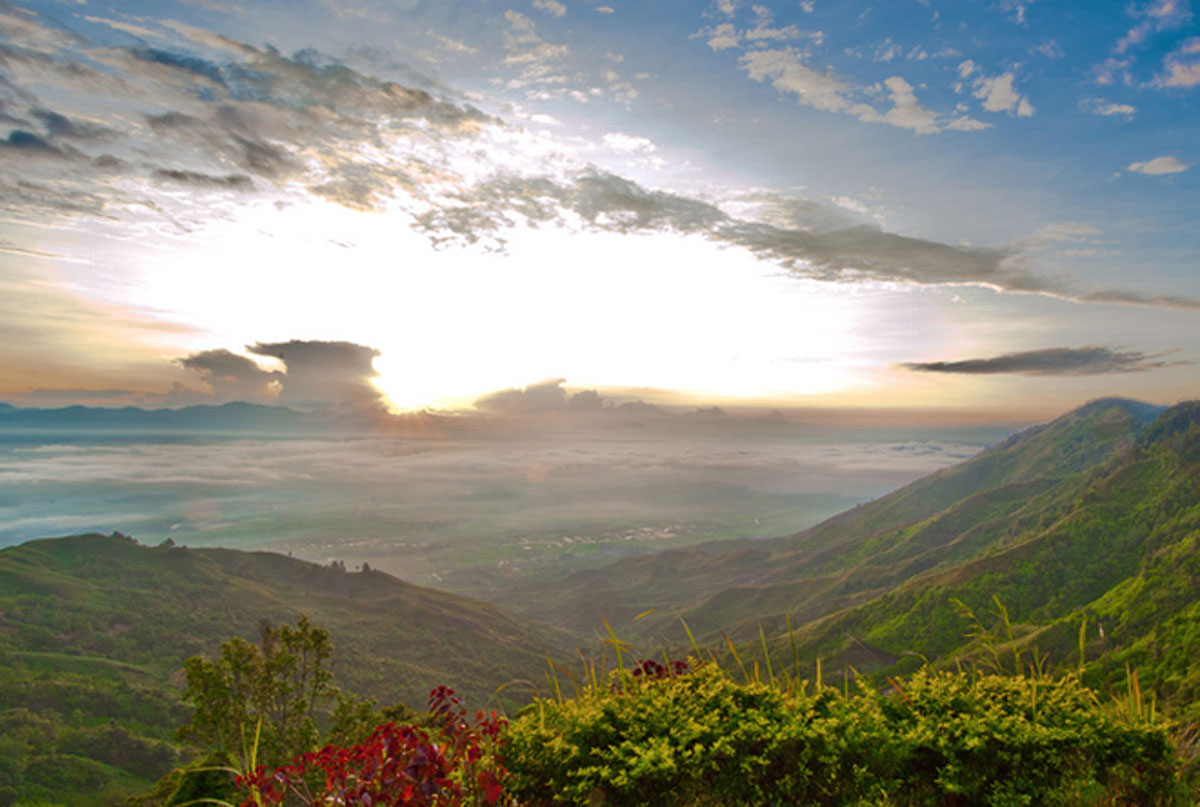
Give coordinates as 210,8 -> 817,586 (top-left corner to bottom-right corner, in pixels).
176,615 -> 336,772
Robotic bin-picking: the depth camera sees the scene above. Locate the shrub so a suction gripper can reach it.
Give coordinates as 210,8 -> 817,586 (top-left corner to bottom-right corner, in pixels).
503,662 -> 1184,807
237,687 -> 506,807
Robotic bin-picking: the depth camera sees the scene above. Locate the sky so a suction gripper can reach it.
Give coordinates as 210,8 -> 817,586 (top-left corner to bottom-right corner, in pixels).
1,0 -> 1197,419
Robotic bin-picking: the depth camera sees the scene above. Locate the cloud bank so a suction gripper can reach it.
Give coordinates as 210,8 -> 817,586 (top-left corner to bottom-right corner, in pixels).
176,340 -> 383,410
0,4 -> 1196,315
899,346 -> 1185,376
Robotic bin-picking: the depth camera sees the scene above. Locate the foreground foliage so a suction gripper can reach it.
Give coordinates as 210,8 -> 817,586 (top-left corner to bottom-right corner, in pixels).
229,657 -> 1194,807
238,687 -> 505,807
503,663 -> 1187,807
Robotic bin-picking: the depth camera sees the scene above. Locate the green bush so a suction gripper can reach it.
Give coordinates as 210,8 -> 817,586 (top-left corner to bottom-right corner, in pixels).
503,664 -> 1184,807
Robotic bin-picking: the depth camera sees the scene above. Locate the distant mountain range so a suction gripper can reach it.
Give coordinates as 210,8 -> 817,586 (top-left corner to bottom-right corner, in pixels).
0,401 -> 320,432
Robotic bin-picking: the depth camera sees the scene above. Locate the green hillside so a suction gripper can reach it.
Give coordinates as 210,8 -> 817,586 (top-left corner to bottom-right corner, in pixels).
479,397 -> 1198,723
0,535 -> 564,804
773,400 -> 1200,714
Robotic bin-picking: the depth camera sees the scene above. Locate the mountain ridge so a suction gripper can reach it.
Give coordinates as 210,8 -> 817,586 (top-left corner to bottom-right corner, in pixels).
481,396 -> 1169,639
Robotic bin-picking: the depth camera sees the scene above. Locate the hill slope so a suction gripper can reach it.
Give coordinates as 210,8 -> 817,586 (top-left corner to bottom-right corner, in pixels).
488,397 -> 1165,641
767,400 -> 1200,717
0,534 -> 564,803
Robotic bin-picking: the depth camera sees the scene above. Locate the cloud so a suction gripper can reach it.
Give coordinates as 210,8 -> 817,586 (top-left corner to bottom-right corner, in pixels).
899,346 -> 1184,375
998,0 -> 1036,24
1094,57 -> 1134,86
84,15 -> 164,40
30,108 -> 110,140
0,129 -> 76,157
601,131 -> 658,154
0,10 -> 492,223
2,7 -> 1195,316
473,379 -> 636,417
247,340 -> 383,410
1115,0 -> 1192,55
1127,155 -> 1190,174
178,349 -> 281,401
880,76 -> 939,134
152,168 -> 255,190
502,10 -> 569,76
474,378 -> 571,413
414,170 -> 1200,309
705,22 -> 741,51
532,0 -> 567,17
1079,97 -> 1136,118
739,48 -> 880,117
1154,36 -> 1200,87
738,49 -> 992,134
972,71 -> 1035,116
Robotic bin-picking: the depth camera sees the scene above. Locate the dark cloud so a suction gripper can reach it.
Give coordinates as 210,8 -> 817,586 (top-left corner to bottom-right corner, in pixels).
473,379 -> 632,417
0,179 -> 111,218
31,108 -> 109,140
0,9 -> 491,221
416,169 -> 1200,309
475,379 -> 571,414
152,168 -> 254,190
247,340 -> 383,409
130,47 -> 228,86
1,128 -> 73,157
145,109 -> 303,181
566,389 -> 604,412
416,170 -> 1030,293
178,349 -> 281,401
898,346 -> 1185,376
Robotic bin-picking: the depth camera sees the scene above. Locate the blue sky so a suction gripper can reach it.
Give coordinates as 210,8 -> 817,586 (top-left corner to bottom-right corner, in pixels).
0,0 -> 1196,417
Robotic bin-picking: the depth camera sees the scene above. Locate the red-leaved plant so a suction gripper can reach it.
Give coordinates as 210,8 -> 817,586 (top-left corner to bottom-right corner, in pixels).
237,687 -> 507,807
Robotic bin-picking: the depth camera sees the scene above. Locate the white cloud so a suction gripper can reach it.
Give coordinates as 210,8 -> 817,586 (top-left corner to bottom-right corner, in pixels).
1079,97 -> 1136,118
595,5 -> 614,12
1127,155 -> 1190,174
84,15 -> 164,39
1033,40 -> 1064,59
717,0 -> 738,16
502,9 -> 569,84
739,50 -> 990,135
945,115 -> 991,131
532,0 -> 567,17
881,76 -> 938,134
1094,57 -> 1134,86
745,22 -> 802,42
1154,36 -> 1200,87
426,29 -> 478,54
602,132 -> 658,154
874,38 -> 902,63
973,71 -> 1035,116
800,1 -> 814,11
740,48 -> 872,116
706,22 -> 741,51
1115,0 -> 1192,54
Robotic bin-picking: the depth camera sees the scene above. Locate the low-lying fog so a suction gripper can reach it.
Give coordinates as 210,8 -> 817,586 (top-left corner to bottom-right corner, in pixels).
0,421 -> 1017,592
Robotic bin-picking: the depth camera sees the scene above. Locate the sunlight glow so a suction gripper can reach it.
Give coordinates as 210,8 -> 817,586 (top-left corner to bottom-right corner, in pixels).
58,194 -> 895,410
